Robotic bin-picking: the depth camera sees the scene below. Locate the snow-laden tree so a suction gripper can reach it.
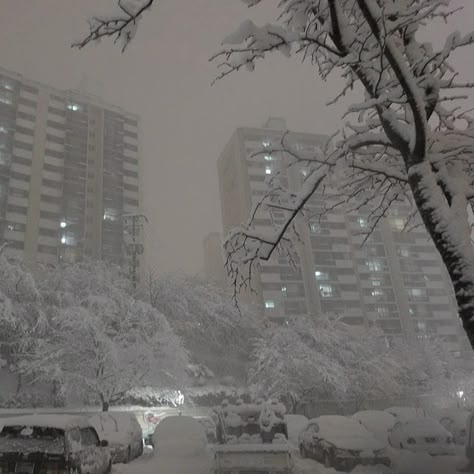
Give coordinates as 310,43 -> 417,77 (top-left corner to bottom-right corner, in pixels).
75,0 -> 474,347
248,316 -> 404,412
142,272 -> 261,383
25,262 -> 188,411
0,255 -> 48,393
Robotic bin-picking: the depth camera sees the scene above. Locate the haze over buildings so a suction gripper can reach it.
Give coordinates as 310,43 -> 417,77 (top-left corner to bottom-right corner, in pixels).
216,118 -> 471,361
0,67 -> 142,269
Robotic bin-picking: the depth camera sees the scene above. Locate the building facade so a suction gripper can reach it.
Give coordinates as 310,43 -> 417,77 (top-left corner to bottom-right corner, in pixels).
217,118 -> 470,360
0,67 -> 141,269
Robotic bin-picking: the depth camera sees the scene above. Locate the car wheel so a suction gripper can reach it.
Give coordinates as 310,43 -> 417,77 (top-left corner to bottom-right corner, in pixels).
125,446 -> 131,463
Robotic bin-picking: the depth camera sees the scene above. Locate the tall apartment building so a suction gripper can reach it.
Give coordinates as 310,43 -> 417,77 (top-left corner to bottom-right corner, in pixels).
0,67 -> 141,268
218,118 -> 470,360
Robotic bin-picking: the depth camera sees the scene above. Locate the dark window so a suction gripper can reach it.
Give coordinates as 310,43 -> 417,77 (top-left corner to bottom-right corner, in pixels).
39,227 -> 58,237
12,156 -> 31,166
48,106 -> 66,117
80,428 -> 99,446
123,143 -> 138,152
10,171 -> 30,182
7,204 -> 27,214
45,149 -> 64,159
41,194 -> 62,204
18,97 -> 36,108
21,84 -> 38,95
14,140 -> 33,151
43,163 -> 63,173
123,169 -> 138,179
123,183 -> 138,192
42,178 -> 62,189
15,125 -> 34,136
47,120 -> 64,130
17,111 -> 36,122
37,244 -> 57,255
7,240 -> 24,249
40,210 -> 59,219
46,134 -> 64,145
123,130 -> 138,139
124,198 -> 139,207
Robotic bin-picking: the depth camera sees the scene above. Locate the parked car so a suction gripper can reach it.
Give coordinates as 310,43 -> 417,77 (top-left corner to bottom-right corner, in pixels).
298,415 -> 390,472
89,411 -> 143,464
0,414 -> 111,474
435,409 -> 469,445
284,414 -> 308,447
195,416 -> 217,443
352,410 -> 396,443
384,406 -> 427,422
388,417 -> 456,456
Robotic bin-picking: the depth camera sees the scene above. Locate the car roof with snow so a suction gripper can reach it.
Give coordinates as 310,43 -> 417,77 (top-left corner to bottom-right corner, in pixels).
0,414 -> 92,431
352,410 -> 396,429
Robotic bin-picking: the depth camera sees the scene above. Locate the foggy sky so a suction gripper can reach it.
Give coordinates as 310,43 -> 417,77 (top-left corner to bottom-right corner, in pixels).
0,0 -> 473,275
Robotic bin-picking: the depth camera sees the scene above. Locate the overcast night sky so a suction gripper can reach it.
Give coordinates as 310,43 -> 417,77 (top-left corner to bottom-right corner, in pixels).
0,0 -> 473,275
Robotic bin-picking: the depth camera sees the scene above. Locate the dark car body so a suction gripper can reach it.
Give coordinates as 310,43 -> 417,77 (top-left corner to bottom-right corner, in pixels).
0,414 -> 111,474
298,416 -> 390,472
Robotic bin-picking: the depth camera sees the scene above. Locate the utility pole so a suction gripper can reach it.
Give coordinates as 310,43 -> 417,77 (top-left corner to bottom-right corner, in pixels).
123,214 -> 147,289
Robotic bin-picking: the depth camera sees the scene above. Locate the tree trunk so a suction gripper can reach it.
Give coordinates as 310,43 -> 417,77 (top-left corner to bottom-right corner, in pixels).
408,163 -> 474,349
102,401 -> 110,412
15,373 -> 22,395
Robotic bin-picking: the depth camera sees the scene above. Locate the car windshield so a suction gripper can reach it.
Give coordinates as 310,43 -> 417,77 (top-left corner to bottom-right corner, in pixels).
0,426 -> 65,454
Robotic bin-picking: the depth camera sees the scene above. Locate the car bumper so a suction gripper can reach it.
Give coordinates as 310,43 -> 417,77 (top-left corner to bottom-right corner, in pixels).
406,445 -> 456,456
334,455 -> 391,471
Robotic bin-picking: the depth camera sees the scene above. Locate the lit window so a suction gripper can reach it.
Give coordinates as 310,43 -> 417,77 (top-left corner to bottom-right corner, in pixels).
310,222 -> 321,234
103,208 -> 119,221
67,103 -> 81,112
371,288 -> 384,297
7,224 -> 14,231
357,217 -> 368,228
391,217 -> 405,231
0,126 -> 7,134
398,247 -> 410,257
417,321 -> 427,332
301,169 -> 308,177
366,259 -> 382,272
2,81 -> 14,91
265,300 -> 275,309
60,221 -> 67,229
370,277 -> 381,287
408,288 -> 425,297
315,271 -> 329,280
319,284 -> 333,297
377,306 -> 389,317
264,154 -> 273,161
281,286 -> 287,295
265,166 -> 272,175
262,139 -> 271,148
61,234 -> 76,246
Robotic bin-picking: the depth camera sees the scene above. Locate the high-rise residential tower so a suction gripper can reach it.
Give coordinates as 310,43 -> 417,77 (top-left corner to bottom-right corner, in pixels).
218,118 -> 471,361
0,67 -> 141,268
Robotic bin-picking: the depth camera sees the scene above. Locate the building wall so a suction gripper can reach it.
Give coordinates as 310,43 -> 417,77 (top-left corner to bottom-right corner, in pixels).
0,67 -> 141,269
217,118 -> 469,359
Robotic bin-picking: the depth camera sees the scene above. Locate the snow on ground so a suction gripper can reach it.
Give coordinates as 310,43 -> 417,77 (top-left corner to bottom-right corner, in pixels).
111,448 -> 466,474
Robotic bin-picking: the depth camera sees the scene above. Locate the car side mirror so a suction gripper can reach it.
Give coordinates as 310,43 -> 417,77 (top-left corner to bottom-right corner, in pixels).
100,440 -> 109,447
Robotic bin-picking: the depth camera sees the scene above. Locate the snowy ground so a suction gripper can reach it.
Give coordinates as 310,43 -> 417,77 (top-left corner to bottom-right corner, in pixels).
111,446 -> 468,474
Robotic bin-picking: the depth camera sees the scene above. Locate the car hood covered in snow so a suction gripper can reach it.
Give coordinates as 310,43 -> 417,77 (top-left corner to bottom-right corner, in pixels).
322,434 -> 386,452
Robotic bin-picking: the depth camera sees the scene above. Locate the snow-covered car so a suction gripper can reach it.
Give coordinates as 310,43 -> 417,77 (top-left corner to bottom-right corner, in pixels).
284,414 -> 308,447
435,409 -> 469,445
388,417 -> 456,455
196,416 -> 217,443
298,415 -> 390,472
0,414 -> 112,474
89,411 -> 143,464
151,415 -> 212,473
384,406 -> 427,422
352,410 -> 396,443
